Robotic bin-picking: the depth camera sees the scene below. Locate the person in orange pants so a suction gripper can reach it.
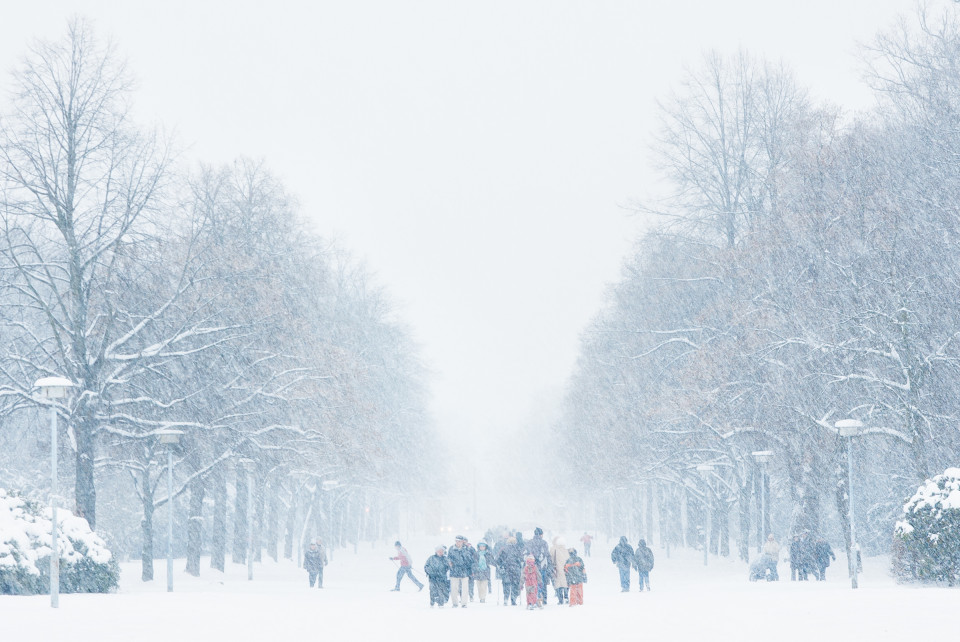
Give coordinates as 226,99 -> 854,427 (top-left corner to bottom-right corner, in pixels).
564,548 -> 586,606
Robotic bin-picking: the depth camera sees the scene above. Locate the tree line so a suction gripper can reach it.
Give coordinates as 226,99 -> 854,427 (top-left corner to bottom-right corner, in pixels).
556,4 -> 960,565
0,20 -> 437,578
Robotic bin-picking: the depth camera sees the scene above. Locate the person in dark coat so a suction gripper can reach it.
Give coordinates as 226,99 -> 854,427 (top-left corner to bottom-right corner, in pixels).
524,527 -> 552,604
424,546 -> 450,607
448,535 -> 475,608
798,532 -> 816,580
814,537 -> 836,581
564,548 -> 586,606
789,534 -> 801,581
496,536 -> 523,605
304,541 -> 323,588
611,536 -> 634,592
634,539 -> 654,591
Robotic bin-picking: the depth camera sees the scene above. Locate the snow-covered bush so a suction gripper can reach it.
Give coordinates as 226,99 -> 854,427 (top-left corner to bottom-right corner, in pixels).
0,488 -> 119,594
893,468 -> 960,585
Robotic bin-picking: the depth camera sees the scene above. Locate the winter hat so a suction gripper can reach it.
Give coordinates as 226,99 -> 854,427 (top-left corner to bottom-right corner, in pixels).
638,539 -> 646,547
478,541 -> 488,549
455,535 -> 467,542
395,541 -> 402,547
525,554 -> 535,562
534,527 -> 543,537
568,548 -> 577,556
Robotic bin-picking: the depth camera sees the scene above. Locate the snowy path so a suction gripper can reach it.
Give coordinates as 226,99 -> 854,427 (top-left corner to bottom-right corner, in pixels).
1,533 -> 956,641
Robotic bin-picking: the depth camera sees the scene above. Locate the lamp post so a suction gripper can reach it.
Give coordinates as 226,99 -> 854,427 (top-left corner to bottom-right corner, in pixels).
239,458 -> 256,580
34,376 -> 74,609
157,430 -> 183,592
752,451 -> 773,553
696,463 -> 715,567
836,419 -> 864,589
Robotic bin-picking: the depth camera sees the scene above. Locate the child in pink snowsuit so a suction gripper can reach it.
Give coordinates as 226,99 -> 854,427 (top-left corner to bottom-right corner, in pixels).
523,554 -> 542,609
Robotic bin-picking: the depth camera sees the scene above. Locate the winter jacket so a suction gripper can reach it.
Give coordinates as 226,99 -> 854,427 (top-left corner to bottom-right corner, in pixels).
549,540 -> 569,588
473,546 -> 494,581
564,553 -> 586,585
634,543 -> 654,573
391,546 -> 412,567
525,534 -> 552,574
522,560 -> 542,588
763,539 -> 781,561
304,548 -> 323,573
496,542 -> 524,583
815,540 -> 835,567
448,544 -> 475,578
424,553 -> 449,580
611,537 -> 634,570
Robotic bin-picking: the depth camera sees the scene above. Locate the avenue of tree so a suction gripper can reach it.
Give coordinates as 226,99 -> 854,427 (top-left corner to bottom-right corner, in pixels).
556,4 -> 960,567
0,20 -> 436,578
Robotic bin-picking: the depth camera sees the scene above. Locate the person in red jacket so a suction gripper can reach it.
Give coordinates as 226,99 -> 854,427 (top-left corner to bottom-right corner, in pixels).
390,541 -> 424,591
522,554 -> 543,610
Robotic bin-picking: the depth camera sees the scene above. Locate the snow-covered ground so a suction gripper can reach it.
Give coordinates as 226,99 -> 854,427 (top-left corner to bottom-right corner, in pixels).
1,533 -> 955,641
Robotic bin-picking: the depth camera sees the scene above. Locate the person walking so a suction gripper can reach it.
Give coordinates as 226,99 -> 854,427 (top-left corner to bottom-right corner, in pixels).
314,538 -> 328,588
549,536 -> 569,604
524,527 -> 552,605
634,539 -> 654,591
814,536 -> 836,581
611,536 -> 634,592
522,554 -> 543,610
496,535 -> 523,606
473,541 -> 494,603
762,534 -> 781,581
304,541 -> 323,588
564,548 -> 586,606
448,535 -> 474,608
390,541 -> 424,592
424,546 -> 450,608
580,532 -> 593,557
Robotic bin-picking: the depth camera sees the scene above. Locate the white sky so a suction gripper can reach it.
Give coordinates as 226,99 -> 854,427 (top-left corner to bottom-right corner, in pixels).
0,1 -> 921,469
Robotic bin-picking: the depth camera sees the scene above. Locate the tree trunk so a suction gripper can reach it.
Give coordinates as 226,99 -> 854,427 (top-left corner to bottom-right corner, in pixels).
75,412 -> 97,530
140,467 -> 154,582
186,477 -> 205,577
718,501 -> 730,557
266,487 -> 278,562
284,495 -> 295,561
254,476 -> 265,563
211,464 -> 226,572
233,468 -> 248,564
738,475 -> 751,563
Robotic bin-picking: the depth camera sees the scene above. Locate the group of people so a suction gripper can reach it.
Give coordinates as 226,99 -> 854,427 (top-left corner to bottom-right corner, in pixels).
401,528 -> 589,609
749,532 -> 836,582
610,536 -> 655,591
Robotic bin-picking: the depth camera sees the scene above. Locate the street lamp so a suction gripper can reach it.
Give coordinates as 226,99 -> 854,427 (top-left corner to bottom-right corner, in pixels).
157,429 -> 183,592
752,451 -> 774,552
239,458 -> 256,581
34,376 -> 74,609
696,463 -> 715,567
836,419 -> 864,589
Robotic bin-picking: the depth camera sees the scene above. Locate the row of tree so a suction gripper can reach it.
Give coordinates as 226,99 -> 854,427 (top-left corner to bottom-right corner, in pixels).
557,3 -> 960,566
0,20 -> 437,578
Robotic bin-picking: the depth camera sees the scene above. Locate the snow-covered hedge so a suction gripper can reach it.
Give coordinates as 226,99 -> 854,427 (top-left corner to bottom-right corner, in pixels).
893,468 -> 960,585
0,488 -> 119,594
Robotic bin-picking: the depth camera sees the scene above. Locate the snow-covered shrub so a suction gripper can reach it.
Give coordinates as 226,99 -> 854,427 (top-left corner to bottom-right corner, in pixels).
0,488 -> 119,594
893,468 -> 960,585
